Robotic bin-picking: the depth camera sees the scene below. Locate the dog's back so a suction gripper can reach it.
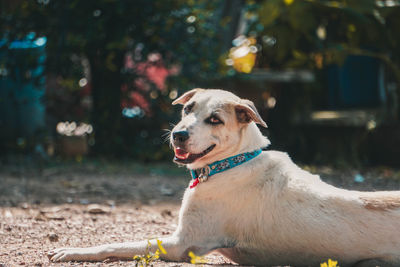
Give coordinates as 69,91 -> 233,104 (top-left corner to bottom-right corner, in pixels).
186,149 -> 400,266
214,150 -> 400,266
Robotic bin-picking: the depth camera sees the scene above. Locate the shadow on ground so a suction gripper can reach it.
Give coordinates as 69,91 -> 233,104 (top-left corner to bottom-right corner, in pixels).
0,159 -> 189,207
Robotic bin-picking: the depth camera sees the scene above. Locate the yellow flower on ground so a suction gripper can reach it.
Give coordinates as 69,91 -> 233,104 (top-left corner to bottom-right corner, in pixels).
133,239 -> 166,266
157,239 -> 167,254
284,0 -> 294,5
321,258 -> 338,267
188,251 -> 207,264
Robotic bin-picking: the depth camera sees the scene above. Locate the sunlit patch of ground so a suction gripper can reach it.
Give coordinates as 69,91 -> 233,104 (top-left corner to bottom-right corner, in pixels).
0,204 -> 234,266
1,159 -> 400,266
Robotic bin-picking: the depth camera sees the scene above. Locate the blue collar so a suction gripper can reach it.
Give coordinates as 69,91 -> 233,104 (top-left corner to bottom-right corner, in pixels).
189,148 -> 263,188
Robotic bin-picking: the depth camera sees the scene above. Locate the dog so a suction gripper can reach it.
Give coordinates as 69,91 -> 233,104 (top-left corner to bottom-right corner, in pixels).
49,89 -> 400,266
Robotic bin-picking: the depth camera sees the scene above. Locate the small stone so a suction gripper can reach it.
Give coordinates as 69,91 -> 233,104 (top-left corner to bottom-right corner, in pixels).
161,210 -> 172,217
34,212 -> 47,221
4,210 -> 12,218
87,204 -> 110,214
48,233 -> 59,242
46,214 -> 65,221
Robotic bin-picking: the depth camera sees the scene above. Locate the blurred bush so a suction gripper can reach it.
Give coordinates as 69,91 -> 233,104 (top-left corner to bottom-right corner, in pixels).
244,0 -> 400,116
0,0 -> 236,160
3,0 -> 400,165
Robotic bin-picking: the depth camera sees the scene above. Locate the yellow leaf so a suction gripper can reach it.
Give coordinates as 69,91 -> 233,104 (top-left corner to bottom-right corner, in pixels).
188,251 -> 207,264
188,251 -> 196,264
348,24 -> 356,32
320,259 -> 338,267
157,239 -> 167,254
328,259 -> 338,267
328,1 -> 342,8
228,36 -> 258,73
284,0 -> 294,5
232,53 -> 256,73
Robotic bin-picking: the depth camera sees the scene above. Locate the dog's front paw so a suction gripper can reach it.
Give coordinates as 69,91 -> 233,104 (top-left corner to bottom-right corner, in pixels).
47,247 -> 101,262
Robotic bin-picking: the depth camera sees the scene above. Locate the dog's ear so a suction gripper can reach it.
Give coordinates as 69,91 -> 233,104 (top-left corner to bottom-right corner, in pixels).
235,99 -> 268,128
172,88 -> 204,105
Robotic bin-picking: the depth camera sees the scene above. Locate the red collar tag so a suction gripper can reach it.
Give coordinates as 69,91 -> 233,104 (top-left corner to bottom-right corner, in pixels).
190,178 -> 200,189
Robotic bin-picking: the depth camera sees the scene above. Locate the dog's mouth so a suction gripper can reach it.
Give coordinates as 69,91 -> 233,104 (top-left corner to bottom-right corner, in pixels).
173,144 -> 216,164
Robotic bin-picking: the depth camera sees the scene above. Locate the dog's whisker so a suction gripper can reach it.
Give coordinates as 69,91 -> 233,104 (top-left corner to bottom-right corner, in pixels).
162,127 -> 172,132
163,135 -> 172,144
161,129 -> 171,137
161,128 -> 172,144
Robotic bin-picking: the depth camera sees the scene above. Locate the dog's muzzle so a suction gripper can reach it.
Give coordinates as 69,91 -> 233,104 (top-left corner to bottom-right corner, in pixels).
173,144 -> 216,164
172,130 -> 189,144
172,130 -> 216,164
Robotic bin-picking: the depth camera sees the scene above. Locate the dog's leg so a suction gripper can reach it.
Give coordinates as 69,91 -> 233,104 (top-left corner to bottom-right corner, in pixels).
48,234 -> 222,262
48,236 -> 180,262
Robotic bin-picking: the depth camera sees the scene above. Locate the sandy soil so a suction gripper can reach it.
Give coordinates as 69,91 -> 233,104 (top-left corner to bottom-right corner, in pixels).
0,160 -> 234,266
0,203 -> 233,267
1,159 -> 400,266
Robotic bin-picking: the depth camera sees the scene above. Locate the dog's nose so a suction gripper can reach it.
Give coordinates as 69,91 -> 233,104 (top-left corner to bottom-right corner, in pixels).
173,130 -> 189,143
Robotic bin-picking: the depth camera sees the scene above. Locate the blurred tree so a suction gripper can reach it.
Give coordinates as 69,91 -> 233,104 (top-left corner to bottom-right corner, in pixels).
0,0 -> 233,157
242,0 -> 400,116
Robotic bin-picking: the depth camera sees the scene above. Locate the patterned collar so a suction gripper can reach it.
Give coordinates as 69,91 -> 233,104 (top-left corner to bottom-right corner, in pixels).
189,148 -> 263,189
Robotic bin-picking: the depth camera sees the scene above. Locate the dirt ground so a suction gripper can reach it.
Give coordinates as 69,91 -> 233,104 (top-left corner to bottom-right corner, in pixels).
1,158 -> 400,267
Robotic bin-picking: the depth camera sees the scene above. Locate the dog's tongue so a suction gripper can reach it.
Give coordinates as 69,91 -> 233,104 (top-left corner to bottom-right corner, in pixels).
175,147 -> 190,160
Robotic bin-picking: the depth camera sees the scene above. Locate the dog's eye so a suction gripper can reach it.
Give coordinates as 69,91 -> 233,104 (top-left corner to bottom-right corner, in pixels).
205,115 -> 223,125
183,102 -> 195,115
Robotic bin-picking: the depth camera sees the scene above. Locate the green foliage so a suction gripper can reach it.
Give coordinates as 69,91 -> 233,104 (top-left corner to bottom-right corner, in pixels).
247,0 -> 400,70
243,0 -> 400,118
1,0 -> 231,158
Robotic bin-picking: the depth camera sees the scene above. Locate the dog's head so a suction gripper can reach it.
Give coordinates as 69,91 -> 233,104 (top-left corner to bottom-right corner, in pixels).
170,88 -> 269,169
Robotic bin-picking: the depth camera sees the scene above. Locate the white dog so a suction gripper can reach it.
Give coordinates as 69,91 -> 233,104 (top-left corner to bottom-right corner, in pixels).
49,89 -> 400,267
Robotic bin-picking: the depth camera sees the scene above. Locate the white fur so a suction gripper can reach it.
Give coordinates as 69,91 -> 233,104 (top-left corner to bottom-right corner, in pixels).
49,89 -> 400,267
